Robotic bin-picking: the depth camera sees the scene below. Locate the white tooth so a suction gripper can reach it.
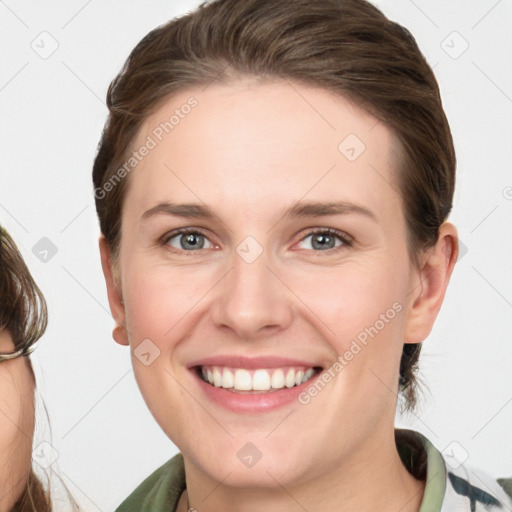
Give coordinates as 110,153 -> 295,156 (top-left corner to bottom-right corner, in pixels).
213,367 -> 222,387
285,368 -> 296,388
301,369 -> 313,383
201,367 -> 207,380
304,368 -> 315,382
253,369 -> 271,391
295,370 -> 304,385
234,369 -> 252,391
222,368 -> 234,388
207,369 -> 214,385
271,369 -> 285,389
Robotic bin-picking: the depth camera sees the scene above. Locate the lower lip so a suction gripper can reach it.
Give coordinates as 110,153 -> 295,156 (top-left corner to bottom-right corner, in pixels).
192,369 -> 318,413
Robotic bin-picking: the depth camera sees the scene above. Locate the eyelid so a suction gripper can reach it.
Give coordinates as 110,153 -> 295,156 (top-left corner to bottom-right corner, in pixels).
159,226 -> 354,253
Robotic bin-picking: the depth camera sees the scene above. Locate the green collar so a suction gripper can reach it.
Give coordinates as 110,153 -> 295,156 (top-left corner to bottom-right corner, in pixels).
116,429 -> 447,511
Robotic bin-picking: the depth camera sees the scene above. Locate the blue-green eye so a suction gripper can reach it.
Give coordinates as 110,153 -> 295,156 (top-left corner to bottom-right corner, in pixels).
297,228 -> 352,252
161,227 -> 352,254
163,229 -> 214,251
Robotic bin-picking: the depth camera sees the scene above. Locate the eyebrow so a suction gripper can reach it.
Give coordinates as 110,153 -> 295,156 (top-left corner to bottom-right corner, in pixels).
142,201 -> 377,222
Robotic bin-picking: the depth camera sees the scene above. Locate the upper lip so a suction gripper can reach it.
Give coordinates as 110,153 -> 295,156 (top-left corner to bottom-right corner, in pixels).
187,355 -> 323,370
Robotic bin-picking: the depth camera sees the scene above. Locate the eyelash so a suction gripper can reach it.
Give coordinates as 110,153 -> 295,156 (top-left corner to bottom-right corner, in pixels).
159,227 -> 353,256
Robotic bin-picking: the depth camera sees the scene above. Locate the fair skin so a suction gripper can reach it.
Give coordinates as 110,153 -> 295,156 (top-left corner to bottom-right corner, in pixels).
100,78 -> 458,512
0,330 -> 35,512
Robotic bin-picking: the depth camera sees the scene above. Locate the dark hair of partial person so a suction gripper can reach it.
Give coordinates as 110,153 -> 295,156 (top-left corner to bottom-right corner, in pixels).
0,226 -> 81,511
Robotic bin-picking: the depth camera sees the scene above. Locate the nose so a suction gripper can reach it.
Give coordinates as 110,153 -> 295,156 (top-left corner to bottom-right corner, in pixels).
210,243 -> 294,341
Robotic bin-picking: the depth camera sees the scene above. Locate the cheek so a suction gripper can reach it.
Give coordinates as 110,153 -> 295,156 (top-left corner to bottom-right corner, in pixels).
124,266 -> 188,341
0,363 -> 35,494
296,259 -> 408,343
302,260 -> 409,406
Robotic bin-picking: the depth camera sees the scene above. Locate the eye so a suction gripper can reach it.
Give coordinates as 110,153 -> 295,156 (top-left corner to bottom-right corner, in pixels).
296,228 -> 353,253
162,228 -> 215,252
160,227 -> 353,254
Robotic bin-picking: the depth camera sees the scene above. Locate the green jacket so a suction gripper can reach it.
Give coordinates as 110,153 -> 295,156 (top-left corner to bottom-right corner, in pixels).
116,429 -> 512,511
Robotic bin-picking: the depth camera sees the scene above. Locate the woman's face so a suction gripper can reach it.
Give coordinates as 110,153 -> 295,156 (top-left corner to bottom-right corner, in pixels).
0,331 -> 35,511
103,79 -> 432,487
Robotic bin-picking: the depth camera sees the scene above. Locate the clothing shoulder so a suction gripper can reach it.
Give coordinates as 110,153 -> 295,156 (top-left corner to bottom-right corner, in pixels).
440,456 -> 512,511
115,453 -> 185,512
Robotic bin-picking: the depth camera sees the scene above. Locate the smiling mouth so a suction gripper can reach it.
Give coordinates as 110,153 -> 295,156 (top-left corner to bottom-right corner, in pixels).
195,365 -> 323,394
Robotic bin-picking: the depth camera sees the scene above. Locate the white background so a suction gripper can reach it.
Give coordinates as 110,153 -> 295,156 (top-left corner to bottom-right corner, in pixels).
1,0 -> 511,510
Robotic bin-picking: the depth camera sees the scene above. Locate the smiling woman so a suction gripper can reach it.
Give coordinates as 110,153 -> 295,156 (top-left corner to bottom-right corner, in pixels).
91,0 -> 511,511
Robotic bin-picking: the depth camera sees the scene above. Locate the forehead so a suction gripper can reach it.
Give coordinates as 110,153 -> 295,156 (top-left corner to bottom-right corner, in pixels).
125,79 -> 401,222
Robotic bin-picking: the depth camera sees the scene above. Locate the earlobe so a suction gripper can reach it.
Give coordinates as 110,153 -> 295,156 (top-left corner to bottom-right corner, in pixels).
403,222 -> 459,344
98,235 -> 129,346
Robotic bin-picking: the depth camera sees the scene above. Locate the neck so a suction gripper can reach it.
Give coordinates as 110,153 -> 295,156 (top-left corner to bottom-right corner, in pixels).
178,429 -> 425,512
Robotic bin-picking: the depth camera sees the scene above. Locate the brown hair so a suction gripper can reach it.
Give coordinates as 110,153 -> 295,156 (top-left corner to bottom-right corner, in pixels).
0,226 -> 52,511
0,227 -> 81,511
0,227 -> 47,356
92,0 -> 456,411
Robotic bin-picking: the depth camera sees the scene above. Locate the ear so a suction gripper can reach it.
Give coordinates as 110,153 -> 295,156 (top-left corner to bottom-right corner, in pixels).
98,234 -> 129,346
403,222 -> 459,344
